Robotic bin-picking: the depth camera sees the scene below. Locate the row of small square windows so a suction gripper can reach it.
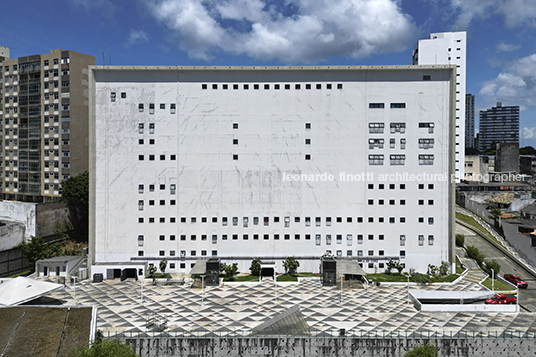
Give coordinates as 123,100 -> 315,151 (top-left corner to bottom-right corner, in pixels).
141,216 -> 436,225
138,154 -> 176,161
142,260 -> 399,270
137,233 -> 434,245
202,83 -> 344,90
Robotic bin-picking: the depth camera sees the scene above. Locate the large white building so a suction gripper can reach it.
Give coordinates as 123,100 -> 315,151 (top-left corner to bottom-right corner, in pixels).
413,31 -> 466,180
89,66 -> 456,279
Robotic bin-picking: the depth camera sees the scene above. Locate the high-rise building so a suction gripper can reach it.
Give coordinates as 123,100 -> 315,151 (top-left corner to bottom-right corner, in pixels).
465,94 -> 475,149
89,65 -> 456,279
478,102 -> 519,153
0,49 -> 95,202
0,46 -> 9,62
413,32 -> 466,180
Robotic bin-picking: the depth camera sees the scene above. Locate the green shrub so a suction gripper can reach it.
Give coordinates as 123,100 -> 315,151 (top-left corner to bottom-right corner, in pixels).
483,259 -> 501,276
465,245 -> 485,266
250,258 -> 261,276
404,344 -> 437,357
455,233 -> 465,247
283,256 -> 300,275
411,273 -> 431,285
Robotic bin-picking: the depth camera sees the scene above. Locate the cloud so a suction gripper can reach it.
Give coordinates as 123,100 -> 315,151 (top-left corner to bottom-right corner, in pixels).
448,0 -> 536,29
127,30 -> 149,46
143,0 -> 418,63
497,42 -> 521,52
523,127 -> 536,140
479,53 -> 536,111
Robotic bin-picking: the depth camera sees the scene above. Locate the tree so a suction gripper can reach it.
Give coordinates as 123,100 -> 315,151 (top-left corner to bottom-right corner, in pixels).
520,146 -> 536,156
465,245 -> 485,267
484,259 -> 501,277
283,256 -> 300,275
17,236 -> 62,268
404,344 -> 438,357
250,259 -> 261,276
159,260 -> 167,275
221,263 -> 238,281
455,233 -> 465,247
147,265 -> 157,284
60,171 -> 89,240
72,338 -> 139,357
387,260 -> 404,274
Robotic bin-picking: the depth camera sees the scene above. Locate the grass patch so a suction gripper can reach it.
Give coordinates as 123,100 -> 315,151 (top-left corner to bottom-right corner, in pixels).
481,277 -> 515,292
437,274 -> 460,283
224,274 -> 260,282
296,272 -> 320,277
7,270 -> 32,278
145,273 -> 172,279
367,273 -> 408,282
276,274 -> 298,282
456,212 -> 498,243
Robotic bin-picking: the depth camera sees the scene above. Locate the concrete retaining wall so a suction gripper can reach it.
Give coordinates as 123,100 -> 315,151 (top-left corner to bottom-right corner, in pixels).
119,336 -> 536,356
0,201 -> 36,242
0,222 -> 25,251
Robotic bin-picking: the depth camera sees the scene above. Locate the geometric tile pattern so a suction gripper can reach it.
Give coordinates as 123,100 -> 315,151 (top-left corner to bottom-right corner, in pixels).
46,278 -> 536,336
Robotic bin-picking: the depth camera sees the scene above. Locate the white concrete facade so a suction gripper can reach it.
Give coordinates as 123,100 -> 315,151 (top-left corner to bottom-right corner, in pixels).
413,31 -> 466,181
89,66 -> 456,279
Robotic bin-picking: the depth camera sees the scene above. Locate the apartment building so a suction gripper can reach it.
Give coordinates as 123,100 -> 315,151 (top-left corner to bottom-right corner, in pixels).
89,65 -> 456,279
479,102 -> 519,153
0,49 -> 95,202
413,31 -> 466,180
465,94 -> 475,149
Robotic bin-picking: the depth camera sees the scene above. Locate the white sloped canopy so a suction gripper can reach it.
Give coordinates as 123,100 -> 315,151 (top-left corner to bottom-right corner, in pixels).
0,277 -> 63,306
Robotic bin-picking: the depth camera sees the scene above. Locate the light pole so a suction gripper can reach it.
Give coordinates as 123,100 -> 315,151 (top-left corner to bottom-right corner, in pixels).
141,279 -> 144,304
340,275 -> 343,304
201,275 -> 205,306
491,269 -> 494,294
73,276 -> 77,304
407,273 -> 410,304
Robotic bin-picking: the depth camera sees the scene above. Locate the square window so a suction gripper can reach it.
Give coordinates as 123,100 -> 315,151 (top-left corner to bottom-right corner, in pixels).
368,199 -> 373,205
138,155 -> 144,161
337,83 -> 343,89
389,184 -> 395,189
379,184 -> 384,189
223,84 -> 228,89
191,217 -> 196,223
160,217 -> 165,223
233,84 -> 238,90
170,200 -> 176,205
316,84 -> 321,89
400,184 -> 405,189
419,200 -> 424,205
305,154 -> 311,160
139,139 -> 144,145
368,184 -> 373,189
149,155 -> 155,161
347,217 -> 352,223
202,84 -> 207,89
418,184 -> 424,189
244,84 -> 249,89
159,200 -> 165,205
379,235 -> 384,240
233,234 -> 238,240
159,250 -> 165,256
285,84 -> 290,90
429,184 -> 434,189
379,200 -> 384,205
170,235 -> 176,241
233,123 -> 238,129
160,155 -> 165,160
368,234 -> 373,240
233,154 -> 238,160
400,217 -> 406,223
306,84 -> 311,89
138,251 -> 144,256
337,217 -> 342,223
428,200 -> 434,205
149,139 -> 155,145
389,217 -> 395,223
274,84 -> 280,90
149,200 -> 155,206
368,217 -> 374,223
149,217 -> 154,223
202,217 -> 207,223
202,234 -> 207,240
379,217 -> 384,223
180,235 -> 186,240
326,84 -> 332,89
284,234 -> 290,240
138,217 -> 143,223
295,84 -> 300,89
233,139 -> 238,145
160,103 -> 165,109
274,234 -> 279,240
400,200 -> 405,205
389,199 -> 395,205
264,84 -> 269,89
305,234 -> 311,240
305,123 -> 311,129
212,84 -> 218,89
305,139 -> 311,144
419,217 -> 424,223
212,217 -> 218,223
159,235 -> 165,241
357,217 -> 363,223
264,234 -> 269,240
254,84 -> 259,89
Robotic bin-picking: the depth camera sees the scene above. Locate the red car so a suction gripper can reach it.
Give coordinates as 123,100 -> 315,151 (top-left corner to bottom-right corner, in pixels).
486,293 -> 517,304
504,274 -> 528,288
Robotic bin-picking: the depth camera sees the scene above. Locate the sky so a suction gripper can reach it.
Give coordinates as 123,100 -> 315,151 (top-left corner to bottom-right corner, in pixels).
1,0 -> 536,148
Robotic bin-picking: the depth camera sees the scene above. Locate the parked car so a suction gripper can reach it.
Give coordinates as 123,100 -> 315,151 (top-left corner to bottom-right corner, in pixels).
485,293 -> 517,304
504,274 -> 528,288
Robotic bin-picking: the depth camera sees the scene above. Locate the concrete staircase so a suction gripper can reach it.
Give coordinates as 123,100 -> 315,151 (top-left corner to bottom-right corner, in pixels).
458,254 -> 488,284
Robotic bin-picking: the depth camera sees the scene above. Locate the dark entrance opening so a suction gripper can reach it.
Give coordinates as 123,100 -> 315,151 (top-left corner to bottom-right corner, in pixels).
122,268 -> 138,281
113,269 -> 121,279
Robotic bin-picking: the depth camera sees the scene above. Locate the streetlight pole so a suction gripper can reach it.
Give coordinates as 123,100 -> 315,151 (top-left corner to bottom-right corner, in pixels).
407,273 -> 410,304
201,275 -> 205,306
73,276 -> 77,304
492,269 -> 495,292
340,275 -> 343,304
141,279 -> 144,304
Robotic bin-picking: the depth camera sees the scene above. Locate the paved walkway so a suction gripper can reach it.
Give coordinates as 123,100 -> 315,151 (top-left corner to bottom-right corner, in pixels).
45,277 -> 536,336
